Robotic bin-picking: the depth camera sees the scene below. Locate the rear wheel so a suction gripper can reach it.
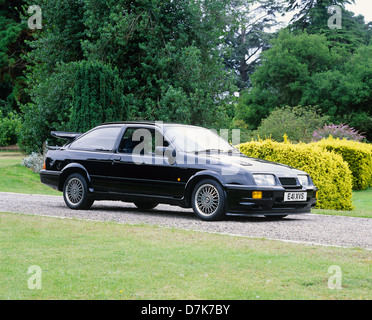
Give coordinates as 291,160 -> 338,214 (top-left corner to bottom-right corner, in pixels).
191,179 -> 226,221
133,201 -> 159,210
63,173 -> 94,210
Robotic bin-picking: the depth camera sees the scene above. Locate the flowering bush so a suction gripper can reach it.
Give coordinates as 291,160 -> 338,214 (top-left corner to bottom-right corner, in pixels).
21,142 -> 48,173
21,152 -> 44,173
313,124 -> 365,142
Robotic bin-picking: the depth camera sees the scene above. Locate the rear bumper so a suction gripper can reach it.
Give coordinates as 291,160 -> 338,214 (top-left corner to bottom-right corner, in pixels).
225,184 -> 317,215
40,170 -> 61,191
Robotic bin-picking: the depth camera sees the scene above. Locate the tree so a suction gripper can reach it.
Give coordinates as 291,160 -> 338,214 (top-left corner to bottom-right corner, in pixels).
69,61 -> 127,133
18,62 -> 78,153
235,29 -> 372,140
301,44 -> 372,139
236,31 -> 339,127
81,0 -> 236,125
285,0 -> 355,28
20,0 -> 237,152
223,0 -> 284,89
18,0 -> 87,152
286,0 -> 370,52
0,0 -> 29,114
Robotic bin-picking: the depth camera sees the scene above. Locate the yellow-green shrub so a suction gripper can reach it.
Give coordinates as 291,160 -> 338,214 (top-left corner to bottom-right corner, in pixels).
238,139 -> 354,211
313,137 -> 372,191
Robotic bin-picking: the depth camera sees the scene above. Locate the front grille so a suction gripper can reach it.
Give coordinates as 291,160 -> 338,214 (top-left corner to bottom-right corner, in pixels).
279,177 -> 297,186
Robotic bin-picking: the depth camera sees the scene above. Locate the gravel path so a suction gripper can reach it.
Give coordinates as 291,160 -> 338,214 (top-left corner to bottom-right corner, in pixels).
1,192 -> 371,250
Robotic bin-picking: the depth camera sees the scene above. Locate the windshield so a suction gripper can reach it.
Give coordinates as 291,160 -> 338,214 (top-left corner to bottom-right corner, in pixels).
164,125 -> 236,153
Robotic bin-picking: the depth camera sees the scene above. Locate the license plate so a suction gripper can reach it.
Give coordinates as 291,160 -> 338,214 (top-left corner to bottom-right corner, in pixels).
284,192 -> 307,202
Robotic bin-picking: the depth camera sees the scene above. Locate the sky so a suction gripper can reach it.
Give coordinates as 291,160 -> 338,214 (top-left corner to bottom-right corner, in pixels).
345,0 -> 372,23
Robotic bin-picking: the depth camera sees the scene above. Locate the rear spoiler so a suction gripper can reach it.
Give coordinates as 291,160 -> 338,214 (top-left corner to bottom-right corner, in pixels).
51,131 -> 82,141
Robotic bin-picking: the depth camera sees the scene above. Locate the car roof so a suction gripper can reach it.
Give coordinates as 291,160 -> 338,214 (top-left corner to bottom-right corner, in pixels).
98,121 -> 198,128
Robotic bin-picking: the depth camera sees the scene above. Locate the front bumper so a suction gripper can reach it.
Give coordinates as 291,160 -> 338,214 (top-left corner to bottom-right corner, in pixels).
225,184 -> 318,215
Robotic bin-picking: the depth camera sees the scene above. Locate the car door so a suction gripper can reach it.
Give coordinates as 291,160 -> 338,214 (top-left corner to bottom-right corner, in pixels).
107,125 -> 185,198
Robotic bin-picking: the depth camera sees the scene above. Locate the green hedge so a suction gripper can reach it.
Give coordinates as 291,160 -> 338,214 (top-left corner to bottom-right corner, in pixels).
313,137 -> 372,191
238,139 -> 354,211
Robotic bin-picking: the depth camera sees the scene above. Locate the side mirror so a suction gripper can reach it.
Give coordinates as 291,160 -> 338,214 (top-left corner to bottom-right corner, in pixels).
155,146 -> 177,164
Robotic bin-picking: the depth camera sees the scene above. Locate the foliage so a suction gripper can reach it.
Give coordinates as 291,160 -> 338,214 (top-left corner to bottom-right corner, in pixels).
15,0 -> 88,153
82,0 -> 236,125
236,29 -> 372,140
253,105 -> 329,142
313,124 -> 366,142
0,111 -> 21,146
223,0 -> 284,89
287,1 -> 370,52
21,151 -> 44,173
313,137 -> 372,190
285,0 -> 354,28
20,141 -> 48,173
19,0 -> 237,152
235,31 -> 338,128
0,0 -> 29,114
301,44 -> 372,139
18,62 -> 78,153
69,60 -> 126,133
3,0 -> 372,152
238,139 -> 354,210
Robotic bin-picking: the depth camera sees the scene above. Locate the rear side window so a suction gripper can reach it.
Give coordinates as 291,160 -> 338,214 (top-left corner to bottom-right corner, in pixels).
69,127 -> 121,151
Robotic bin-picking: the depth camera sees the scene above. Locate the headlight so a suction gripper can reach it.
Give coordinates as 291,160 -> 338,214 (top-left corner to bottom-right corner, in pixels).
253,174 -> 276,186
298,175 -> 310,187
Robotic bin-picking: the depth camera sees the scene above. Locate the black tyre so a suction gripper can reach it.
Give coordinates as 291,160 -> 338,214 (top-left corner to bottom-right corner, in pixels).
133,201 -> 159,210
191,179 -> 226,221
63,173 -> 94,210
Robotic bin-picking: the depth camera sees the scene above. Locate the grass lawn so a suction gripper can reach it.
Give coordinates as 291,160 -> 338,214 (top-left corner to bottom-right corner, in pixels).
0,212 -> 370,300
0,152 -> 60,196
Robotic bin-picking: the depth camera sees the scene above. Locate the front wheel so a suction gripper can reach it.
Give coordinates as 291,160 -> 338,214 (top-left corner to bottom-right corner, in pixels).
191,179 -> 226,221
63,173 -> 94,210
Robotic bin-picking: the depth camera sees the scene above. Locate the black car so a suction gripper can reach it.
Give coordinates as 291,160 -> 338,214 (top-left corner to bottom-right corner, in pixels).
40,122 -> 318,221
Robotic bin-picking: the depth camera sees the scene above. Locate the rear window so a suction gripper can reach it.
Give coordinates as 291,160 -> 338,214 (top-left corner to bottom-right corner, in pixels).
69,127 -> 121,151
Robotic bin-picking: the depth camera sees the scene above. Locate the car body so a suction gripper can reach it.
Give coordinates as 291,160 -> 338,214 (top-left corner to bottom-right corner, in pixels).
40,122 -> 318,221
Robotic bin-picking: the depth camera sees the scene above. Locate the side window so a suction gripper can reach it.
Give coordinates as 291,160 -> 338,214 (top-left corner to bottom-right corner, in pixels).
118,127 -> 169,155
69,127 -> 121,151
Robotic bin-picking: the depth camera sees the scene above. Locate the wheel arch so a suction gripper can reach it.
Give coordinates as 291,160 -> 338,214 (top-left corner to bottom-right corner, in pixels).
59,163 -> 92,191
184,171 -> 227,207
